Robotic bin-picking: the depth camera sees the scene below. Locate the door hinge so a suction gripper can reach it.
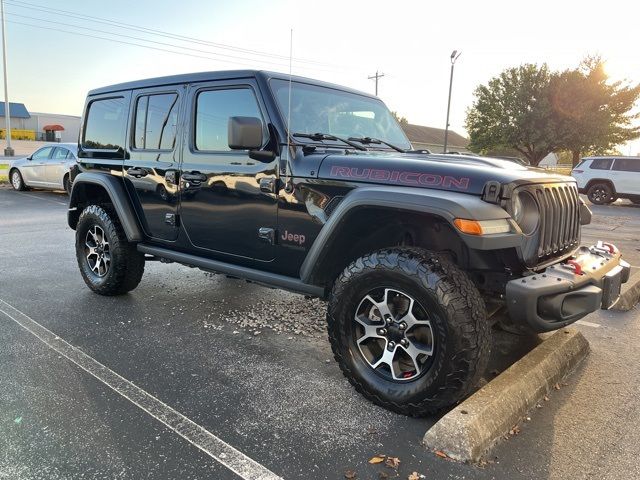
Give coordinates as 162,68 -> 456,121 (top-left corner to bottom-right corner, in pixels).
165,213 -> 178,227
258,227 -> 275,244
482,180 -> 502,204
259,177 -> 278,193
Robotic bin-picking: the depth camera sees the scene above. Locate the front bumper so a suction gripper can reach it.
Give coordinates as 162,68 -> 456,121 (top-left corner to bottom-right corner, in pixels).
506,242 -> 631,332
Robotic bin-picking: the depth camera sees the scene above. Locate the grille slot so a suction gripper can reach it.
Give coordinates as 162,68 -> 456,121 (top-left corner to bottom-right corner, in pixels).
532,184 -> 580,262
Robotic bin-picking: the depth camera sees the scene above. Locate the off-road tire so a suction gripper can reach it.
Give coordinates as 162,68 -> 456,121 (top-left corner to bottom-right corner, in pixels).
75,205 -> 145,295
10,169 -> 28,191
587,182 -> 615,205
327,248 -> 490,416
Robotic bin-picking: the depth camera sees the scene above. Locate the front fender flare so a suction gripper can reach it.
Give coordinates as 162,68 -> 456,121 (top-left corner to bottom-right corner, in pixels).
299,186 -> 523,284
68,172 -> 144,242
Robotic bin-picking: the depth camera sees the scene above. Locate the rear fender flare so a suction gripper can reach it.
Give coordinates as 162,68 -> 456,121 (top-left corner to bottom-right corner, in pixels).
68,172 -> 144,242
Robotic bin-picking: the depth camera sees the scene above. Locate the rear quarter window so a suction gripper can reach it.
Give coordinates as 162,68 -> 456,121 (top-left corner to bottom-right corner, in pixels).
589,158 -> 613,170
612,158 -> 640,172
83,97 -> 127,151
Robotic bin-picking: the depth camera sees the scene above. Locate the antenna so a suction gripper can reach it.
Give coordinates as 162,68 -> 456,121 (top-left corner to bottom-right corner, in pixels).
286,28 -> 293,159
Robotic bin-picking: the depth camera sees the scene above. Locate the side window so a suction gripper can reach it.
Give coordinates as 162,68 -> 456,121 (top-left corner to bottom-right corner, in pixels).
612,158 -> 640,172
195,88 -> 264,152
32,147 -> 53,159
66,150 -> 76,160
590,158 -> 613,170
51,147 -> 69,160
134,93 -> 179,150
83,97 -> 127,150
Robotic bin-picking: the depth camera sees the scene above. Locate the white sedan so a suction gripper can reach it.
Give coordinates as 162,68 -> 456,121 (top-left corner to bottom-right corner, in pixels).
8,143 -> 77,194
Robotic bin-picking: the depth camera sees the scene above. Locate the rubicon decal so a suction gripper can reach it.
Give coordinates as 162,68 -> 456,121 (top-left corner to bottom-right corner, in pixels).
329,166 -> 470,190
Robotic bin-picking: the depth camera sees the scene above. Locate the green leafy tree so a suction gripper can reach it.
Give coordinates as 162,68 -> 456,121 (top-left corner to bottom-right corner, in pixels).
391,111 -> 408,125
550,57 -> 640,166
465,64 -> 560,166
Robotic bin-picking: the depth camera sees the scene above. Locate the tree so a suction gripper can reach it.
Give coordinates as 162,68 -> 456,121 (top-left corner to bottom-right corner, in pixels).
550,57 -> 640,166
391,111 -> 408,125
465,64 -> 560,166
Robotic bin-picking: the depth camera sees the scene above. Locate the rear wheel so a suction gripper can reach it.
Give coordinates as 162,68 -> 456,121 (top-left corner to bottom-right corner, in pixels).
10,169 -> 27,191
63,174 -> 71,195
75,205 -> 145,295
327,248 -> 490,416
587,183 -> 615,205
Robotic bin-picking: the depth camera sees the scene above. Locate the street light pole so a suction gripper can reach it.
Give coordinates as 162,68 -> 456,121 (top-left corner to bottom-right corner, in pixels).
0,0 -> 12,156
443,50 -> 461,154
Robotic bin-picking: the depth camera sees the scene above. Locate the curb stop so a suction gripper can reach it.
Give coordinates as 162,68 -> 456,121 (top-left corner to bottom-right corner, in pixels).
423,328 -> 589,462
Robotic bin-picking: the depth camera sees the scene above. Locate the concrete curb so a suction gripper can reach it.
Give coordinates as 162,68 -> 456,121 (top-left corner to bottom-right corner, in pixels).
422,328 -> 589,462
612,270 -> 640,311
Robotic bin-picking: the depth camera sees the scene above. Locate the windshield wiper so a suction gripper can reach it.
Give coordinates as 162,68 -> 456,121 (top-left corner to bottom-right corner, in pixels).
292,132 -> 367,151
348,136 -> 407,153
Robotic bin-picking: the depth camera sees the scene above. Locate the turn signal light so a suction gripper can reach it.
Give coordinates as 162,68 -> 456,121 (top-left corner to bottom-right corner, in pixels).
453,218 -> 511,235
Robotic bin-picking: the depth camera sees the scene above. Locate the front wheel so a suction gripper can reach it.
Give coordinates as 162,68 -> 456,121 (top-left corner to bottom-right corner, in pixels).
327,248 -> 490,416
75,205 -> 145,295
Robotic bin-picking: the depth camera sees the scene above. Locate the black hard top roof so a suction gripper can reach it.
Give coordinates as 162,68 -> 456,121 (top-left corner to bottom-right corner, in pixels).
87,70 -> 376,99
583,156 -> 640,160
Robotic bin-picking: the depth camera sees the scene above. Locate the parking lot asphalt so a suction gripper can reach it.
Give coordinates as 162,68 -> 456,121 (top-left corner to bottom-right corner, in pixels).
1,186 -> 639,479
583,199 -> 640,269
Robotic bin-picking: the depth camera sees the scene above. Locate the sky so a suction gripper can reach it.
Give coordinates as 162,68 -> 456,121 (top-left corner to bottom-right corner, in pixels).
2,0 -> 639,154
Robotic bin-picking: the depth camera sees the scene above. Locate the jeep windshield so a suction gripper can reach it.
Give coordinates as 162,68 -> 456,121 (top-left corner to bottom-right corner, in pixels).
270,79 -> 412,151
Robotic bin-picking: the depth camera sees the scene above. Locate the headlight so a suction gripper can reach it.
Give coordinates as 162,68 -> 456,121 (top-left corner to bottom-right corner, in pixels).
511,191 -> 539,235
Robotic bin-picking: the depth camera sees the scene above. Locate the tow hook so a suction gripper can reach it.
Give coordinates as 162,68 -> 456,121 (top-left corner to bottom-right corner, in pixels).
563,259 -> 583,275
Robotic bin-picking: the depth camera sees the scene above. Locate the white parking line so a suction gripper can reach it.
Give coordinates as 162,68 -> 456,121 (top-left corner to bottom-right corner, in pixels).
16,191 -> 68,206
0,298 -> 281,480
576,320 -> 601,328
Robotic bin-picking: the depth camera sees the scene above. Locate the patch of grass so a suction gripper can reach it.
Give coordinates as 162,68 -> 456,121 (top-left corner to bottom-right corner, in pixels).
0,163 -> 8,183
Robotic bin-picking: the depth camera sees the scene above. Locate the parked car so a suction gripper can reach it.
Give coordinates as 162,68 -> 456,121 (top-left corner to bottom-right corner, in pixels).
8,143 -> 78,194
572,156 -> 640,205
67,70 -> 629,416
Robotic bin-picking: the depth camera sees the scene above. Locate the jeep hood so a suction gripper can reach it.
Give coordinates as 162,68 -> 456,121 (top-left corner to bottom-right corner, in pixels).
316,152 -> 575,195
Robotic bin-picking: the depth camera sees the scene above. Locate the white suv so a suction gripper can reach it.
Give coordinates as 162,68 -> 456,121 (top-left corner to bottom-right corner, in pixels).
572,156 -> 640,205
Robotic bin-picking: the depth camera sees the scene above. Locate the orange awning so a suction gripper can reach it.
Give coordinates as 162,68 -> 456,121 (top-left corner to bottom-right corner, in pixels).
42,124 -> 65,131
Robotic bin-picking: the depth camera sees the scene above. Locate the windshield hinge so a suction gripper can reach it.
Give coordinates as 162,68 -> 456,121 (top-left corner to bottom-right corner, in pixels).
482,181 -> 502,204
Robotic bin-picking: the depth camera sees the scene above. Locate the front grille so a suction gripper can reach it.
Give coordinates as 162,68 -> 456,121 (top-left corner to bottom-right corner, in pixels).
532,183 -> 581,261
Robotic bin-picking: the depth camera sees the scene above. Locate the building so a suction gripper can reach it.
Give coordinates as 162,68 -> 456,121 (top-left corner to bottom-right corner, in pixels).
0,102 -> 31,130
401,123 -> 470,153
0,101 -> 80,143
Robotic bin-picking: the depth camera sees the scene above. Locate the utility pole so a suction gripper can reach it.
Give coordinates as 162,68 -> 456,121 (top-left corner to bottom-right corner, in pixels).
443,50 -> 461,154
368,70 -> 385,96
0,0 -> 13,156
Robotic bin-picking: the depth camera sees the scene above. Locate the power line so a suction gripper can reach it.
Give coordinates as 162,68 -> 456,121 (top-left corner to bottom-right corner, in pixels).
3,11 -> 303,71
3,17 -> 350,74
4,0 -> 348,70
3,19 -> 281,68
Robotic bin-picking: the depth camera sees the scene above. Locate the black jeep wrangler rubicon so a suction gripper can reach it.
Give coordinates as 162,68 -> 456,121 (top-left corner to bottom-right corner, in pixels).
68,70 -> 630,416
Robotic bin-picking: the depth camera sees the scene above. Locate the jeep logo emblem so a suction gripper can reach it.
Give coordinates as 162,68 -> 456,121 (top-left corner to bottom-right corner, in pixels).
281,230 -> 306,245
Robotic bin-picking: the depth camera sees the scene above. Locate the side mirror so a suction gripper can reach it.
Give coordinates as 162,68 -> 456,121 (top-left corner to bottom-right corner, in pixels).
27,156 -> 32,160
228,116 -> 263,151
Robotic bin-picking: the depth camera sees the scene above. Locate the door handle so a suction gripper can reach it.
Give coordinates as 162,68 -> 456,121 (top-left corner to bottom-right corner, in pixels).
127,167 -> 148,178
181,172 -> 207,182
